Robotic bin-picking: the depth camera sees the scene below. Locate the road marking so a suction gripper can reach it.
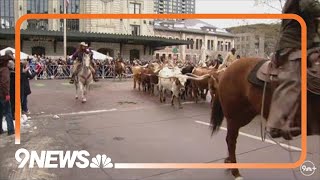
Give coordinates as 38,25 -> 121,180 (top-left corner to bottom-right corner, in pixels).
58,108 -> 118,116
195,120 -> 302,152
39,108 -> 118,117
34,83 -> 46,87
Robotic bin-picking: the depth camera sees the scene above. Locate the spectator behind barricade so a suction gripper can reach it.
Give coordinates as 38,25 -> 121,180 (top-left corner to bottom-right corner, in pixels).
21,60 -> 37,115
0,50 -> 15,135
8,60 -> 15,119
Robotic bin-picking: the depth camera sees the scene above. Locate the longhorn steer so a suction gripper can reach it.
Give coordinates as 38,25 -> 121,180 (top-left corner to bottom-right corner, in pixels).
191,67 -> 218,103
158,66 -> 210,109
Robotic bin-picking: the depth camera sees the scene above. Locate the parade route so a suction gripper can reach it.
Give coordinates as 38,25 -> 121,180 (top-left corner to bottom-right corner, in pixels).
0,79 -> 319,180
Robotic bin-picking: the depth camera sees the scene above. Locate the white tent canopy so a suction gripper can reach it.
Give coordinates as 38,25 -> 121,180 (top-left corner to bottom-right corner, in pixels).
0,47 -> 30,60
69,50 -> 113,61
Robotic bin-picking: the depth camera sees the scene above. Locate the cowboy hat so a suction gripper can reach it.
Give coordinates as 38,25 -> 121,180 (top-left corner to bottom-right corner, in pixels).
80,42 -> 88,47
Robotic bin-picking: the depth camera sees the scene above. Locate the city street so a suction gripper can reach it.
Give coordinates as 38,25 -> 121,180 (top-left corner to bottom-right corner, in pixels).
0,79 -> 319,180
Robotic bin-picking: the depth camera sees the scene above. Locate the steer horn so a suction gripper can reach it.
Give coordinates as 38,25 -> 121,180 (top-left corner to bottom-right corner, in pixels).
176,74 -> 210,81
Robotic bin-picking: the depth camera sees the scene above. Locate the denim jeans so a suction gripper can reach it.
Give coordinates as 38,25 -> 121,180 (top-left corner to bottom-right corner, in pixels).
0,99 -> 15,133
21,95 -> 28,112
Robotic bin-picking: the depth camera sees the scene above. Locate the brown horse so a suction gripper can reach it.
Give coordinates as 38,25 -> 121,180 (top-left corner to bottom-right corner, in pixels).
210,54 -> 320,179
114,60 -> 126,81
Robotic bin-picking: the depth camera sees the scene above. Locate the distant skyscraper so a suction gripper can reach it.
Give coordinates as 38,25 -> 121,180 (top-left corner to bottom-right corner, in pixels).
154,0 -> 196,14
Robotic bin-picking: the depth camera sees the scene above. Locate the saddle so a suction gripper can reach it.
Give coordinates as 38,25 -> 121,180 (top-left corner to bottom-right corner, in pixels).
248,59 -> 279,87
256,60 -> 279,82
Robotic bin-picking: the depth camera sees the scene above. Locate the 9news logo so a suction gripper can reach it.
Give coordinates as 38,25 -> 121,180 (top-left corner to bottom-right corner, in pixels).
15,148 -> 113,169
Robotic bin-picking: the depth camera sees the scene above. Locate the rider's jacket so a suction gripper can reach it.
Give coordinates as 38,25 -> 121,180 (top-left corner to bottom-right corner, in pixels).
277,0 -> 320,51
71,48 -> 93,62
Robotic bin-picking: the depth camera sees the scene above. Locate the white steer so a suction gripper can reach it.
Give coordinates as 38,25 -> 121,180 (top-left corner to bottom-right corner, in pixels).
158,66 -> 209,109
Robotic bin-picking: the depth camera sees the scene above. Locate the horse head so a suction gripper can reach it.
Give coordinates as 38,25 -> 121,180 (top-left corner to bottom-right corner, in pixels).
83,53 -> 91,68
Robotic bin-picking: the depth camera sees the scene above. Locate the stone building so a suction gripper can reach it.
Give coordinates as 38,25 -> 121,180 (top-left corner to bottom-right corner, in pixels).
154,19 -> 235,63
0,0 -> 190,60
234,33 -> 265,58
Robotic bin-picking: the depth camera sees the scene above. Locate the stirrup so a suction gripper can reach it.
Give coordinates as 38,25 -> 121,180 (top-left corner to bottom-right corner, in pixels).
69,79 -> 75,84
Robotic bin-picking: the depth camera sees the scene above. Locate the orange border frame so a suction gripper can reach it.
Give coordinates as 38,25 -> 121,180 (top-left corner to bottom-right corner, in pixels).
14,14 -> 307,169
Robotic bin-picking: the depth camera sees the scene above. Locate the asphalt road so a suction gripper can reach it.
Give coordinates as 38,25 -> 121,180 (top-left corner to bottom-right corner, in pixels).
0,79 -> 319,180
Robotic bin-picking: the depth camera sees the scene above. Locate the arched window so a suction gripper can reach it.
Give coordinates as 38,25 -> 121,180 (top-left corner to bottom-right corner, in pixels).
130,49 -> 140,61
67,46 -> 76,55
32,46 -> 46,56
97,48 -> 114,57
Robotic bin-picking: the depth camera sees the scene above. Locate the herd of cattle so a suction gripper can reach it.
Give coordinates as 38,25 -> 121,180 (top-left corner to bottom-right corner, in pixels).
130,62 -> 223,108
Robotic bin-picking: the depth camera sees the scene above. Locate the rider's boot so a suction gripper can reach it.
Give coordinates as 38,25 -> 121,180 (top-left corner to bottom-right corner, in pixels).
93,72 -> 99,82
90,66 -> 99,82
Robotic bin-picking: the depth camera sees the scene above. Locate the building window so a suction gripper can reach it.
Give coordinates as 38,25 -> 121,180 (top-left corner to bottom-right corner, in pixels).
0,0 -> 14,29
130,25 -> 140,36
59,0 -> 80,31
60,19 -> 79,31
196,39 -> 199,50
27,19 -> 49,30
156,53 -> 160,60
207,40 -> 210,50
27,0 -> 49,30
27,0 -> 48,14
60,0 -> 80,14
199,39 -> 203,49
67,46 -> 76,56
187,38 -> 190,49
129,3 -> 141,14
190,38 -> 194,49
32,46 -> 46,56
210,40 -> 214,50
98,48 -> 114,57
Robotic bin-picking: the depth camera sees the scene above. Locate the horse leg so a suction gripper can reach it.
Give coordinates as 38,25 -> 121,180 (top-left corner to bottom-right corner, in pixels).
193,86 -> 198,103
133,77 -> 136,89
178,94 -> 183,109
159,88 -> 163,103
171,95 -> 175,106
75,83 -> 79,99
225,123 -> 242,180
203,89 -> 209,100
79,83 -> 86,103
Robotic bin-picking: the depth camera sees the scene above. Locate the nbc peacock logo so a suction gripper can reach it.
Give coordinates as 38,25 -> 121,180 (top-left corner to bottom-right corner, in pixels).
90,154 -> 113,168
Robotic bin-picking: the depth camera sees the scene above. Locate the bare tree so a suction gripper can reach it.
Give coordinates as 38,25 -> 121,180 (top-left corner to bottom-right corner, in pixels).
254,0 -> 285,12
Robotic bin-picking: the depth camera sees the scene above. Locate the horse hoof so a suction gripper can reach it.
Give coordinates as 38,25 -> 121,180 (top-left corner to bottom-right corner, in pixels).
235,176 -> 244,180
82,99 -> 87,103
179,106 -> 183,109
75,96 -> 78,99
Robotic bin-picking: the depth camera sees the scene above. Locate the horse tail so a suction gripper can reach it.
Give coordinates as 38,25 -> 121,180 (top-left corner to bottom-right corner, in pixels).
210,90 -> 224,135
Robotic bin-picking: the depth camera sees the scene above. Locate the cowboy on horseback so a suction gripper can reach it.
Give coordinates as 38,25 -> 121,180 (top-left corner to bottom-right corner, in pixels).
267,0 -> 320,137
219,48 -> 237,69
69,42 -> 99,84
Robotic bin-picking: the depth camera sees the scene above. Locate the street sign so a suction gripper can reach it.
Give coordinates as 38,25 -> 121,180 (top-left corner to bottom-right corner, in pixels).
172,47 -> 178,54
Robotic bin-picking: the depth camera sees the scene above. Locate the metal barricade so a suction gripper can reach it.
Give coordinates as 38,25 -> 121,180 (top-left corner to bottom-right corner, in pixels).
34,64 -> 132,80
